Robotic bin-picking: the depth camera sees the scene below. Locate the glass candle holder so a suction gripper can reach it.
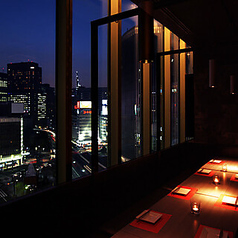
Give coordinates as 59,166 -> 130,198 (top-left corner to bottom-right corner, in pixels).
213,175 -> 220,185
190,201 -> 200,215
222,163 -> 227,172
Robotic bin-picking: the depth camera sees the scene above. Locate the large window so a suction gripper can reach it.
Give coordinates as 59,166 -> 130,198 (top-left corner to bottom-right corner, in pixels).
156,26 -> 193,149
0,0 -> 194,205
89,3 -> 194,170
72,0 -> 108,178
121,16 -> 141,161
0,1 -> 56,203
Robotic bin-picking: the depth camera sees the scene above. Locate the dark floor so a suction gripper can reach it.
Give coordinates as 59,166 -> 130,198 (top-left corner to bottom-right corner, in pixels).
87,167 -> 197,238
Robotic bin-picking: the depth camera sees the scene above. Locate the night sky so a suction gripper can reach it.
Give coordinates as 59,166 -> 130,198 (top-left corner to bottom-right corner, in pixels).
0,0 -> 136,88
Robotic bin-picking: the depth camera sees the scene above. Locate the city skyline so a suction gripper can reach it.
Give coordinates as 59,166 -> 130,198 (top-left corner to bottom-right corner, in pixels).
0,0 -> 106,88
0,0 -> 136,88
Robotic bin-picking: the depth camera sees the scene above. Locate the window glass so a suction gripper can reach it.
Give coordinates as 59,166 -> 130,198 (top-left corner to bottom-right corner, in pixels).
121,16 -> 141,161
72,0 -> 107,179
98,24 -> 108,170
152,20 -> 164,151
122,0 -> 138,12
0,0 -> 56,203
186,51 -> 193,74
171,52 -> 180,146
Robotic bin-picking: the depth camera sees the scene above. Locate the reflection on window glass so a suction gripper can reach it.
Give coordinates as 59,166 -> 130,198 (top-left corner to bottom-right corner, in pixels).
152,20 -> 164,151
122,0 -> 138,12
186,51 -> 193,74
0,0 -> 56,203
121,16 -> 141,161
155,25 -> 193,149
154,20 -> 163,53
159,55 -> 164,150
171,53 -> 179,146
170,33 -> 179,146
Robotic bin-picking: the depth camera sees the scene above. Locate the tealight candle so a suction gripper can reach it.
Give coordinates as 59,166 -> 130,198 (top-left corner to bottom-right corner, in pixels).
190,201 -> 200,215
193,204 -> 199,211
213,175 -> 220,185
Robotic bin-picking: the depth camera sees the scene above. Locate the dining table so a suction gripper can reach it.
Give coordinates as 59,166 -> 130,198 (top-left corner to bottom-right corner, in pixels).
112,158 -> 238,237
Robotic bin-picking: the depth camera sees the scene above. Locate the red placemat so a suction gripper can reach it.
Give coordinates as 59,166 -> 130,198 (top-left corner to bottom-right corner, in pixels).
195,170 -> 215,177
194,225 -> 233,238
214,194 -> 238,211
167,185 -> 198,200
230,174 -> 238,182
130,211 -> 172,233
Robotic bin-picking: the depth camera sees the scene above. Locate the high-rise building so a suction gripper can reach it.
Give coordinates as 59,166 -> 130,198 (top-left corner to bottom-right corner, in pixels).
7,62 -> 42,127
38,84 -> 56,129
7,62 -> 42,92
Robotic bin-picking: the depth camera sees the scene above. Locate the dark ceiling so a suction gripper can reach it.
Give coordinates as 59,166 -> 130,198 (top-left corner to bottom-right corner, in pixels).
134,0 -> 238,56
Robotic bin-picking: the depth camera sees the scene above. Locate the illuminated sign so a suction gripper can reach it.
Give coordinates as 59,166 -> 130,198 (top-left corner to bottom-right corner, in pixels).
101,99 -> 108,116
80,101 -> 91,109
74,101 -> 80,110
74,101 -> 92,110
81,110 -> 92,115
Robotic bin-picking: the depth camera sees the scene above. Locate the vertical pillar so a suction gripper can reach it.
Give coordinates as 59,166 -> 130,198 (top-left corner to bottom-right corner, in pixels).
91,22 -> 99,173
56,0 -> 72,184
142,61 -> 151,155
139,4 -> 153,155
108,0 -> 121,166
180,40 -> 186,143
164,27 -> 171,148
138,3 -> 154,62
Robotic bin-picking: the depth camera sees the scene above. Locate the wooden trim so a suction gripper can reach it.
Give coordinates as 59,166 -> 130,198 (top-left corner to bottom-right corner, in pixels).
56,0 -> 72,183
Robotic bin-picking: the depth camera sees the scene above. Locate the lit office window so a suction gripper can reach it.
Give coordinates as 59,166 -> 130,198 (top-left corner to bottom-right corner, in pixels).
0,1 -> 56,203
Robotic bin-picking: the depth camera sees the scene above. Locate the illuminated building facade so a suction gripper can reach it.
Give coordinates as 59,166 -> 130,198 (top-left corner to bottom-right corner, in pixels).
0,102 -> 24,170
72,87 -> 107,145
0,72 -> 8,102
99,99 -> 108,143
7,62 -> 42,127
73,100 -> 92,144
9,93 -> 31,114
37,84 -> 55,128
38,92 -> 47,121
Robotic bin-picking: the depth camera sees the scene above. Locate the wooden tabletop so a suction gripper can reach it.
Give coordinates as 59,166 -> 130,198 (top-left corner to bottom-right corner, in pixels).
112,159 -> 238,237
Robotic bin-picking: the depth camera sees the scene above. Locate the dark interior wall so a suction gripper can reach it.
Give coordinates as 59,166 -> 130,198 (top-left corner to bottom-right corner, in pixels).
194,45 -> 238,145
